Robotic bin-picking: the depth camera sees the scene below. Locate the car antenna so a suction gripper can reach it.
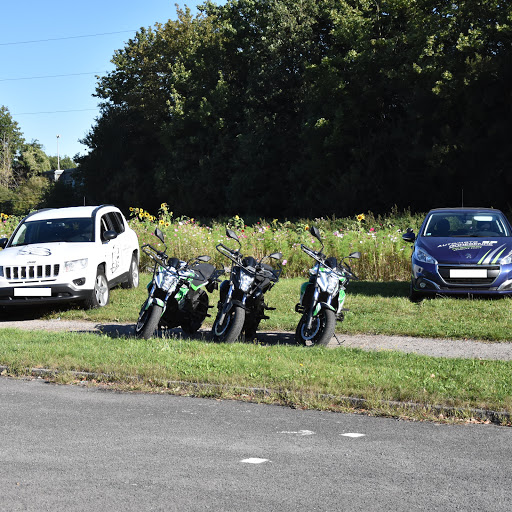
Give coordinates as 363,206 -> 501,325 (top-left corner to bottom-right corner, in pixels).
461,189 -> 464,207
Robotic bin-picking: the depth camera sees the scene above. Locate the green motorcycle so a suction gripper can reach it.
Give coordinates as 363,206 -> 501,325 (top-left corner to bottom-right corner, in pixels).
295,226 -> 360,346
135,228 -> 223,339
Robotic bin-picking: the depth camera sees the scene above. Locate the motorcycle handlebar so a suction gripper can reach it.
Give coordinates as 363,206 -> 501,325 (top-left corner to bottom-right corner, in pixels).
141,243 -> 168,265
216,243 -> 241,264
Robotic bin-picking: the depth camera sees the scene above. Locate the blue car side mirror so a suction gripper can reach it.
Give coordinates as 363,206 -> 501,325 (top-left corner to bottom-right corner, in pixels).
402,228 -> 416,243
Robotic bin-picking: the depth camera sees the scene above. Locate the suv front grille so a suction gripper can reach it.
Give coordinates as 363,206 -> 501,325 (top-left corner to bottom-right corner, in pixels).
3,264 -> 60,280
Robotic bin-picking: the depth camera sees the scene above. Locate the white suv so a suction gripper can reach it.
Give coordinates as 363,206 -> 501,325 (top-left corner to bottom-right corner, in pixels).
0,205 -> 139,308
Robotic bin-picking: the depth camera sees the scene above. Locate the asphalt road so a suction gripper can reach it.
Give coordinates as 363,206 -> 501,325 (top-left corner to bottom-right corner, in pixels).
1,377 -> 511,511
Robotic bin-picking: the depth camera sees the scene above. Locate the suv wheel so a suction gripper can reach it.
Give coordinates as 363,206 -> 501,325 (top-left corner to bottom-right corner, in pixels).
85,268 -> 109,308
122,254 -> 139,289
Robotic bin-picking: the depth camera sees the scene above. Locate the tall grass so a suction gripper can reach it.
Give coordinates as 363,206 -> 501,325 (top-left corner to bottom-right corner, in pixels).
129,206 -> 424,281
0,206 -> 422,281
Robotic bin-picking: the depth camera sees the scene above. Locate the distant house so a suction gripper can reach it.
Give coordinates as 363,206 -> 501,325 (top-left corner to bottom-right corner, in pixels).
44,168 -> 79,187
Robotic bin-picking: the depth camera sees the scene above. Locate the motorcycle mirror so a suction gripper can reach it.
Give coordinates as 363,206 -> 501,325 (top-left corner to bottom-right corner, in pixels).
154,228 -> 165,243
310,226 -> 322,241
197,255 -> 211,262
270,252 -> 282,260
349,251 -> 361,259
226,228 -> 239,241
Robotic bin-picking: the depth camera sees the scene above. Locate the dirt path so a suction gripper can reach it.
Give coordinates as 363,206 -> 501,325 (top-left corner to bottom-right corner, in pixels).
1,318 -> 512,361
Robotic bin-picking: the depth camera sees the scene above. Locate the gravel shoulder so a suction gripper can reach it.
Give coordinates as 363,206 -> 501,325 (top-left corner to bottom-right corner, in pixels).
1,318 -> 512,361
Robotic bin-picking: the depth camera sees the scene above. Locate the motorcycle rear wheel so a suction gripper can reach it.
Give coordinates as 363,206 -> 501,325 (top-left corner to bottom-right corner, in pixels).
134,302 -> 163,339
295,308 -> 336,347
212,305 -> 245,343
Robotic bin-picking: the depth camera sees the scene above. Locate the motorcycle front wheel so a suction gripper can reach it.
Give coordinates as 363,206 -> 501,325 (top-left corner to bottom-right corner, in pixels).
212,305 -> 245,343
295,308 -> 336,347
134,302 -> 163,339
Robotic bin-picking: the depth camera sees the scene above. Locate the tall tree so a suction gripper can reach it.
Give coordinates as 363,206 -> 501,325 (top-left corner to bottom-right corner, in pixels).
0,106 -> 25,188
78,0 -> 512,218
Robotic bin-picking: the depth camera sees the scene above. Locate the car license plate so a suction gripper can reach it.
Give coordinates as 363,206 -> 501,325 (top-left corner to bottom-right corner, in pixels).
14,288 -> 52,297
449,269 -> 487,278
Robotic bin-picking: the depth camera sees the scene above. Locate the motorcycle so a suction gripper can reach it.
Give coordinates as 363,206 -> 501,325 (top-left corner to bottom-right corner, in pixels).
212,228 -> 282,343
135,228 -> 223,340
295,226 -> 360,346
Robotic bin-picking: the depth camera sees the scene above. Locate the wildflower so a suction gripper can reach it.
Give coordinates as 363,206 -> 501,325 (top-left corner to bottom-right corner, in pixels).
282,259 -> 288,266
357,213 -> 365,222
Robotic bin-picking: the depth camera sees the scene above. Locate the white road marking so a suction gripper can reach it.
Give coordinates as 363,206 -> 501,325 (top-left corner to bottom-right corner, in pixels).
241,458 -> 270,464
277,430 -> 315,436
341,433 -> 366,438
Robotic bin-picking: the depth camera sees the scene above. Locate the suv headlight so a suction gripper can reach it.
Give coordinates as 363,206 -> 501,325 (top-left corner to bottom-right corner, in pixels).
414,247 -> 437,265
64,258 -> 88,272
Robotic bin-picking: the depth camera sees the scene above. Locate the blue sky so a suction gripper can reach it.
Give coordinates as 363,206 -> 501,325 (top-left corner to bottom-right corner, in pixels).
1,1 -> 211,161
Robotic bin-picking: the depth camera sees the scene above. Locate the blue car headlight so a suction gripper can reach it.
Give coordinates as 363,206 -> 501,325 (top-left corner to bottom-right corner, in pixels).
414,247 -> 437,265
501,252 -> 512,265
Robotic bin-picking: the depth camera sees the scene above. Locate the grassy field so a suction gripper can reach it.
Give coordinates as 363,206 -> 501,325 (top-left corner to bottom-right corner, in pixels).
1,208 -> 511,424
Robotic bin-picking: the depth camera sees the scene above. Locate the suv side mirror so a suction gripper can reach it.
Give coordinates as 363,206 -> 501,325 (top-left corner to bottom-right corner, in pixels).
0,238 -> 7,249
402,228 -> 416,243
102,230 -> 118,242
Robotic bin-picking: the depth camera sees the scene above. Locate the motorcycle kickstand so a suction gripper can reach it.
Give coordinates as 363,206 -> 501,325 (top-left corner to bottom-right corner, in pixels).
333,332 -> 345,346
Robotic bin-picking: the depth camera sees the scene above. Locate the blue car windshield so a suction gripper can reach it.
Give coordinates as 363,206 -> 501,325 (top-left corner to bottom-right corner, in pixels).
10,218 -> 94,246
423,212 -> 511,238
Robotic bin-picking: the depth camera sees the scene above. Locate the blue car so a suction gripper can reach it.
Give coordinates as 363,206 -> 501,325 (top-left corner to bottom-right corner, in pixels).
402,208 -> 512,301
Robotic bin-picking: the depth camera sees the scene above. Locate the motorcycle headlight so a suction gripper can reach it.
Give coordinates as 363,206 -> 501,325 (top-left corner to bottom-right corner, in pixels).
239,268 -> 255,293
156,268 -> 178,292
317,269 -> 339,294
414,247 -> 437,265
64,258 -> 88,272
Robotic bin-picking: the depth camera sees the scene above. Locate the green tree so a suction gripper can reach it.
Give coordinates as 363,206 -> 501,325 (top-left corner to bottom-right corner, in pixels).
48,155 -> 77,170
16,141 -> 51,182
0,106 -> 25,188
78,0 -> 512,218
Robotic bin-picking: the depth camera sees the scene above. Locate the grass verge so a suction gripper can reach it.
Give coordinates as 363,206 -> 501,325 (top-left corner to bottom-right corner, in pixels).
1,328 -> 511,425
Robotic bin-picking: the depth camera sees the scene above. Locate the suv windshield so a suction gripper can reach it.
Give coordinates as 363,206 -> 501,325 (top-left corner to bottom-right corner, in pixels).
10,218 -> 94,246
423,212 -> 511,238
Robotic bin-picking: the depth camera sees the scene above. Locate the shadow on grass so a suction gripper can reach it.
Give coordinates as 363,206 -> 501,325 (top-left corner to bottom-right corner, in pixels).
94,324 -> 299,347
350,281 -> 409,298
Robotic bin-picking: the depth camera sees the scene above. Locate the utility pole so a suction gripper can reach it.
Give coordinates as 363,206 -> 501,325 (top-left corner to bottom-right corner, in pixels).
56,134 -> 61,171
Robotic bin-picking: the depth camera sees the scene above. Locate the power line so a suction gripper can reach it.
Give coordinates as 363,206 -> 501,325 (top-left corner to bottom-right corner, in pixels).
0,30 -> 138,46
0,72 -> 107,82
14,108 -> 100,116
